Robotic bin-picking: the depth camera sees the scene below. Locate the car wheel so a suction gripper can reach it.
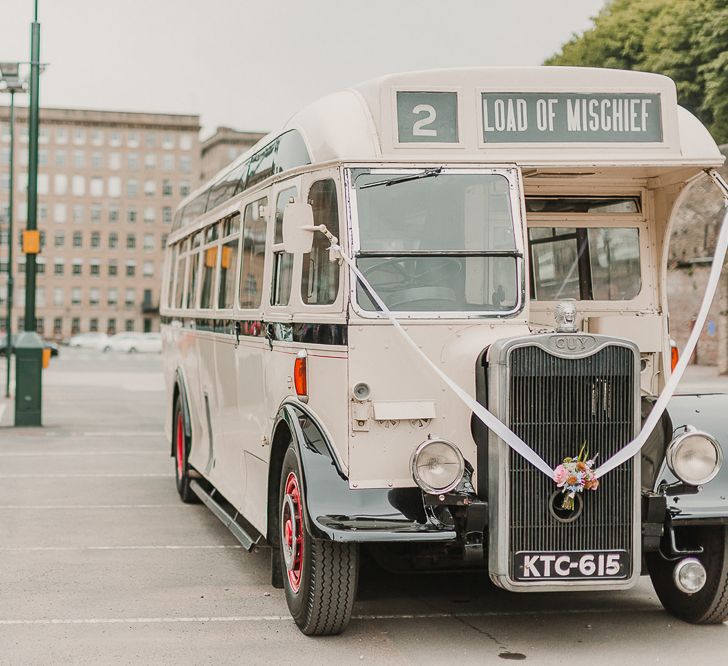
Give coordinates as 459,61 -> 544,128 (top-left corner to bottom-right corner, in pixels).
128,347 -> 137,354
173,397 -> 198,504
647,525 -> 728,624
279,444 -> 359,635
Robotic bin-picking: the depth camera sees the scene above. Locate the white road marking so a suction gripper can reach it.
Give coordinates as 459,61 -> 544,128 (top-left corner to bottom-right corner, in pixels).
0,504 -> 185,509
0,545 -> 243,551
0,451 -> 165,457
0,607 -> 660,626
0,473 -> 173,478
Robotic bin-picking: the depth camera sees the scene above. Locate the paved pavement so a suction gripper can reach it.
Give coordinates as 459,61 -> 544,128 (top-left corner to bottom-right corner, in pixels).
0,350 -> 727,665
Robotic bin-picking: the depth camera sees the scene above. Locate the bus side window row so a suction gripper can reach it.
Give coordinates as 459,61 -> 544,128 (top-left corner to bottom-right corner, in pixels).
168,179 -> 341,312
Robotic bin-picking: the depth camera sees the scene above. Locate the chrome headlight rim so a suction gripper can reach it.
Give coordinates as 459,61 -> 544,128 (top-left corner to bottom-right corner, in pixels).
666,428 -> 723,486
410,438 -> 465,495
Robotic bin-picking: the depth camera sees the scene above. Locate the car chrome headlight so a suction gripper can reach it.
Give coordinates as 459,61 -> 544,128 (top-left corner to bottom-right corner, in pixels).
666,429 -> 723,486
411,438 -> 464,494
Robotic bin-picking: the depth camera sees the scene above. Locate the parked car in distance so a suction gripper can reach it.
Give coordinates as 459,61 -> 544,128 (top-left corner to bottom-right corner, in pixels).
0,334 -> 60,357
68,332 -> 110,350
105,332 -> 162,354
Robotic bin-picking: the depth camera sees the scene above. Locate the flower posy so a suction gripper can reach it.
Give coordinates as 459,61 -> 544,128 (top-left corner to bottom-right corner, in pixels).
553,443 -> 599,510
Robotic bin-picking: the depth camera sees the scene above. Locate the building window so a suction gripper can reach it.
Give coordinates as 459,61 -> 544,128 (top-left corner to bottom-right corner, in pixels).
74,150 -> 85,169
71,288 -> 82,305
71,317 -> 80,334
125,288 -> 135,305
180,134 -> 192,150
126,233 -> 136,249
108,177 -> 121,198
55,128 -> 68,144
36,317 -> 44,335
127,131 -> 139,148
126,262 -> 136,277
107,318 -> 117,334
72,260 -> 83,276
180,181 -> 190,196
54,261 -> 64,276
162,154 -> 174,171
109,205 -> 119,222
90,177 -> 104,197
143,261 -> 154,277
72,231 -> 82,248
53,203 -> 67,224
108,288 -> 118,305
125,319 -> 135,332
39,204 -> 48,222
108,261 -> 118,277
54,174 -> 68,196
90,262 -> 100,277
127,207 -> 137,223
144,207 -> 155,223
73,128 -> 86,145
72,205 -> 83,224
89,317 -> 99,331
54,317 -> 63,335
144,180 -> 156,196
39,149 -> 48,166
109,232 -> 118,249
91,129 -> 103,146
144,153 -> 156,170
109,152 -> 121,170
53,288 -> 63,306
90,231 -> 100,248
162,179 -> 172,196
54,233 -> 64,248
163,207 -> 172,224
72,175 -> 85,196
89,289 -> 100,306
55,149 -> 67,167
38,174 -> 49,196
128,153 -> 139,170
126,179 -> 139,198
143,233 -> 154,250
109,131 -> 121,147
91,152 -> 103,169
180,155 -> 191,173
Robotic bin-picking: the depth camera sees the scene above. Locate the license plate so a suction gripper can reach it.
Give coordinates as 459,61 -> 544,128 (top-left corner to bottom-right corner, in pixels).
513,550 -> 629,581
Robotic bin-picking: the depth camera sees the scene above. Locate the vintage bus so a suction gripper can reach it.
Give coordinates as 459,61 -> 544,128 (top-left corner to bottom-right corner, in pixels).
161,67 -> 728,635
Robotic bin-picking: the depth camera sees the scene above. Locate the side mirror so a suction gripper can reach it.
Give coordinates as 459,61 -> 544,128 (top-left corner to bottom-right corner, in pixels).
282,202 -> 314,254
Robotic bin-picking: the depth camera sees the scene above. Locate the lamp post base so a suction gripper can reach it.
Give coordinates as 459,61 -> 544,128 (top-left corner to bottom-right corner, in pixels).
13,331 -> 43,426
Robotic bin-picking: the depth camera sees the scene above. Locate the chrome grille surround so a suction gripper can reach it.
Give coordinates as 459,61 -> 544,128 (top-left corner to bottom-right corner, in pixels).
486,333 -> 641,592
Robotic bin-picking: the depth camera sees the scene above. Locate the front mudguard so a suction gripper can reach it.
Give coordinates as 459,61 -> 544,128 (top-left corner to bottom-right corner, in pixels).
277,402 -> 456,543
657,393 -> 728,525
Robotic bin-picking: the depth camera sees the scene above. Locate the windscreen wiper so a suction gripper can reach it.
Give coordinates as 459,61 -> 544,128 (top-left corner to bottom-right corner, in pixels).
358,167 -> 442,190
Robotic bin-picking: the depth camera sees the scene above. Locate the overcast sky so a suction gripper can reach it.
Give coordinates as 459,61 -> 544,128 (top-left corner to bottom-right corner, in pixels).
1,0 -> 605,138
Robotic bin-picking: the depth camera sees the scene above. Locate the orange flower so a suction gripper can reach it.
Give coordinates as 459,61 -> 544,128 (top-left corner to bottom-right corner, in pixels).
566,475 -> 579,486
576,461 -> 587,472
585,478 -> 600,491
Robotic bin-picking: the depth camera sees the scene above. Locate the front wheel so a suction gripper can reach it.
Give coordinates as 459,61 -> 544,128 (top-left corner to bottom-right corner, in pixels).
647,525 -> 728,624
279,445 -> 359,635
173,397 -> 197,504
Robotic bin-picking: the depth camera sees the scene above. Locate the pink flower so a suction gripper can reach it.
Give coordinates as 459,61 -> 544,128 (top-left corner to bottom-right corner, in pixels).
553,465 -> 568,486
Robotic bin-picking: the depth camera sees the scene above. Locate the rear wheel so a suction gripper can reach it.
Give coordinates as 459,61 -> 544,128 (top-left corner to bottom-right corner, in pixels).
173,397 -> 197,504
647,525 -> 728,624
279,445 -> 359,635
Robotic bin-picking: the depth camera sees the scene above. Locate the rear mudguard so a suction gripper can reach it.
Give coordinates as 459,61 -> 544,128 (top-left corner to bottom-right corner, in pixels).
659,393 -> 728,525
171,368 -> 192,457
277,401 -> 456,543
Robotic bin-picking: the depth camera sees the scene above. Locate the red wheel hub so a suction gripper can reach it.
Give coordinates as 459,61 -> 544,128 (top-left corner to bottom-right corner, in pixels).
281,472 -> 304,593
175,411 -> 184,478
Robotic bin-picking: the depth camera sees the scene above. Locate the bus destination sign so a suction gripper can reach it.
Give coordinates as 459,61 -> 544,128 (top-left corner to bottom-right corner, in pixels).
481,92 -> 663,143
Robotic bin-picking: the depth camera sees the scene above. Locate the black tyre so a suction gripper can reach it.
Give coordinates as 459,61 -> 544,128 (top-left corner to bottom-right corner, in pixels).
279,445 -> 359,635
173,397 -> 198,504
647,525 -> 728,624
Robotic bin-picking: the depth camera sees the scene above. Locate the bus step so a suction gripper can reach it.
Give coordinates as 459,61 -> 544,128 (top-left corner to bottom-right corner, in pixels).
190,480 -> 259,552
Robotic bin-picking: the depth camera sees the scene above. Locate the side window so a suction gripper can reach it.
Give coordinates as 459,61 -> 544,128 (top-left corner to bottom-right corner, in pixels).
165,244 -> 178,308
218,214 -> 241,308
247,141 -> 277,189
302,179 -> 340,305
271,187 -> 296,306
186,233 -> 201,309
239,198 -> 267,308
174,240 -> 188,309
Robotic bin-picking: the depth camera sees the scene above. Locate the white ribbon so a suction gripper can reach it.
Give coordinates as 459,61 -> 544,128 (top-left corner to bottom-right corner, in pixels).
333,170 -> 728,481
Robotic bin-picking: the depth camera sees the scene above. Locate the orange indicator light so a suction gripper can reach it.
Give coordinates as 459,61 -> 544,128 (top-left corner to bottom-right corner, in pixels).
294,352 -> 308,400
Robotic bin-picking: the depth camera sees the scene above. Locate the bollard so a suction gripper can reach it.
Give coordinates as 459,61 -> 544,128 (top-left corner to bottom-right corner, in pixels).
14,330 -> 43,426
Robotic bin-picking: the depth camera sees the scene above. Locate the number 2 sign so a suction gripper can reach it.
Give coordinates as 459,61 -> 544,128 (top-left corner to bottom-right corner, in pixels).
396,91 -> 458,143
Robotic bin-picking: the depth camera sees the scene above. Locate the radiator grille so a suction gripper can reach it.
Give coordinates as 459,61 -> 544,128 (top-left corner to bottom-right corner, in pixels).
507,344 -> 635,567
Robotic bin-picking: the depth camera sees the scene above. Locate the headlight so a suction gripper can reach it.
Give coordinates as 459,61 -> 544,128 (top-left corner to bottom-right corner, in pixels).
666,429 -> 723,486
411,438 -> 464,494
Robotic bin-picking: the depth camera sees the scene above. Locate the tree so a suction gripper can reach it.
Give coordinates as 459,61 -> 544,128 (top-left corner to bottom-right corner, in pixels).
545,0 -> 728,143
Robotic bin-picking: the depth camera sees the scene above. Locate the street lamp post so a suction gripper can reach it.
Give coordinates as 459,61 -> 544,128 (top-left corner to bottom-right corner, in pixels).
0,63 -> 27,400
14,1 -> 45,426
